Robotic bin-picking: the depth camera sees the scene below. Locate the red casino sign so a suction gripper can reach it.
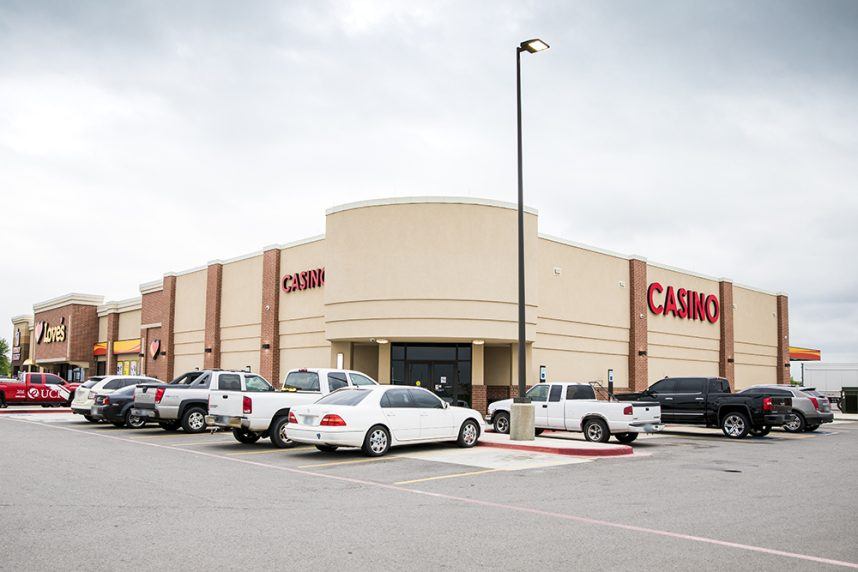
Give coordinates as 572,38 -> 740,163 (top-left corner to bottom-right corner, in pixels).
282,267 -> 325,294
647,282 -> 719,324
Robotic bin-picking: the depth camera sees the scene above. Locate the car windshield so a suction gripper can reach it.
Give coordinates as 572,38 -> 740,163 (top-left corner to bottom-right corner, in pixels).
800,389 -> 823,397
316,389 -> 370,406
81,378 -> 103,388
283,371 -> 320,392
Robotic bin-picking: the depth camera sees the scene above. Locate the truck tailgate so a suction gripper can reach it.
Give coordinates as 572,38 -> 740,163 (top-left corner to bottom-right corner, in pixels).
208,390 -> 244,417
134,385 -> 159,410
631,401 -> 661,422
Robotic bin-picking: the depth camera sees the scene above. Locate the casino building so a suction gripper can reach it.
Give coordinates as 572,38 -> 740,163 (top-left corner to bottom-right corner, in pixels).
9,197 -> 791,413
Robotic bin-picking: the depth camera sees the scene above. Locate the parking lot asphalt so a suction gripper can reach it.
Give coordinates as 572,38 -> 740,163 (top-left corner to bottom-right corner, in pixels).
1,413 -> 857,571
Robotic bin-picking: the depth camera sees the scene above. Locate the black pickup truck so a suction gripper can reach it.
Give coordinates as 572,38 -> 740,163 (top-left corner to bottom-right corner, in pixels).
615,377 -> 792,438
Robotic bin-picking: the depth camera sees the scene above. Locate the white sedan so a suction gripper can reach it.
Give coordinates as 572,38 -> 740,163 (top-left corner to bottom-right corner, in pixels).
287,386 -> 484,456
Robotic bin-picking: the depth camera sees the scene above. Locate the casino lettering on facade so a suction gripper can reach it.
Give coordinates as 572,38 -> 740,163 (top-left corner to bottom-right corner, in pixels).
647,282 -> 720,324
282,267 -> 325,293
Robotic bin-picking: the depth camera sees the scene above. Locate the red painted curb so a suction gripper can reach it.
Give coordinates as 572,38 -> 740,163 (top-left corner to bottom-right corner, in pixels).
478,440 -> 633,457
0,408 -> 72,415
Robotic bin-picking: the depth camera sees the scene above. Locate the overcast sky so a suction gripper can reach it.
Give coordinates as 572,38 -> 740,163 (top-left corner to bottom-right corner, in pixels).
2,0 -> 857,370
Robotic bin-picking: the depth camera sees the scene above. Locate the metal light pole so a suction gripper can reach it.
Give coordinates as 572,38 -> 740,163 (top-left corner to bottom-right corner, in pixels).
510,38 -> 549,441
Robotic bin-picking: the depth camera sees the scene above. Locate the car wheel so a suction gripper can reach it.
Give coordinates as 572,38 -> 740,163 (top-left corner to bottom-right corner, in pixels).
232,429 -> 261,444
111,421 -> 126,428
534,428 -> 545,436
721,411 -> 750,438
493,412 -> 510,434
315,445 -> 338,453
614,432 -> 638,444
83,414 -> 99,423
362,425 -> 391,457
269,416 -> 295,448
126,411 -> 147,429
0,395 -> 7,408
583,418 -> 610,443
159,421 -> 180,432
783,411 -> 806,433
805,424 -> 820,432
750,425 -> 772,437
457,419 -> 480,448
181,406 -> 207,434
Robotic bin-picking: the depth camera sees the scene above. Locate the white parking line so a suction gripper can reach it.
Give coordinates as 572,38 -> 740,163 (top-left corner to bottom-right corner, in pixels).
5,417 -> 857,570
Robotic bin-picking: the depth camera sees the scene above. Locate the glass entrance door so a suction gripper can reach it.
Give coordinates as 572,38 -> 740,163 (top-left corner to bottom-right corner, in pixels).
406,361 -> 469,407
394,344 -> 473,407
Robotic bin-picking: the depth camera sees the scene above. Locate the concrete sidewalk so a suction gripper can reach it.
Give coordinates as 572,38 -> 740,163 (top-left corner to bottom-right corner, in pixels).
479,431 -> 633,457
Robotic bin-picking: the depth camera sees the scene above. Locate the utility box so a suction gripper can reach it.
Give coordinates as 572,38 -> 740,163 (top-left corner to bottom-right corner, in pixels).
841,387 -> 858,414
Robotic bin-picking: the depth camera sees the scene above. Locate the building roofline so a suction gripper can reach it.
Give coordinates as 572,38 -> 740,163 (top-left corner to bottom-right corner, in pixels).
97,297 -> 143,317
11,314 -> 33,325
326,196 -> 538,216
139,279 -> 163,295
33,293 -> 104,313
538,234 -> 630,260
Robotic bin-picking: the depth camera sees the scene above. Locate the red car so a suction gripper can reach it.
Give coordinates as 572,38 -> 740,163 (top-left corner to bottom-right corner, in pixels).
0,373 -> 81,408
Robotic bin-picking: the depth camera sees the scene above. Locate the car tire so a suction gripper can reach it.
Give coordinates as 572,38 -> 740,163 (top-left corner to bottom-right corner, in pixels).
457,419 -> 480,448
583,418 -> 610,443
805,424 -> 820,432
783,411 -> 806,433
111,421 -> 126,428
83,414 -> 99,423
0,396 -> 7,408
232,429 -> 261,444
493,412 -> 510,434
159,421 -> 180,432
721,411 -> 751,438
316,444 -> 338,453
362,425 -> 391,457
614,432 -> 638,444
125,411 -> 147,429
269,416 -> 295,448
534,428 -> 545,436
181,406 -> 207,434
750,425 -> 772,437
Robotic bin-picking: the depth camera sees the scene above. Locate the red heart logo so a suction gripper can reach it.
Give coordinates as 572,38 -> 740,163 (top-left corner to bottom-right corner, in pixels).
35,321 -> 45,343
149,339 -> 161,360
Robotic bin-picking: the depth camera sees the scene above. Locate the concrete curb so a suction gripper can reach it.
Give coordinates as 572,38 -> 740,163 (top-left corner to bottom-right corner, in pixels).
478,440 -> 633,457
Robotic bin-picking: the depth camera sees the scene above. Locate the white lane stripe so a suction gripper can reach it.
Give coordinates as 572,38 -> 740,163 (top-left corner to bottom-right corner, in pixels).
5,417 -> 857,570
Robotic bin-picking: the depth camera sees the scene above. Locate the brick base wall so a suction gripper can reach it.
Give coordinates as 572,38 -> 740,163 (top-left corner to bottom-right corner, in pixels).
472,385 -> 487,414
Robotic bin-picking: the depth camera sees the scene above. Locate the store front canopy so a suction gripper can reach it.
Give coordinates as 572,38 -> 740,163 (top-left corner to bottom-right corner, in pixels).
789,346 -> 821,361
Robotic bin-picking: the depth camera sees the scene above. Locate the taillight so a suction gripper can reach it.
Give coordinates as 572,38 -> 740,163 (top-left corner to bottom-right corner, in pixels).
320,414 -> 347,426
155,387 -> 166,403
288,411 -> 297,424
762,397 -> 773,412
623,405 -> 633,415
809,397 -> 819,410
243,396 -> 252,414
102,396 -> 110,406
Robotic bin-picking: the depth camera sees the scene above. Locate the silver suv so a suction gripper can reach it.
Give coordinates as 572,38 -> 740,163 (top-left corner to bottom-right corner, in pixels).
740,385 -> 834,433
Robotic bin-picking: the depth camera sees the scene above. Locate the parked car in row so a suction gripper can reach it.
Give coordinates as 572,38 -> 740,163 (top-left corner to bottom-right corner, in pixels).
487,382 -> 662,443
92,385 -> 150,428
0,373 -> 80,408
287,385 -> 484,456
739,385 -> 834,432
71,376 -> 158,422
615,377 -> 793,438
206,368 -> 379,447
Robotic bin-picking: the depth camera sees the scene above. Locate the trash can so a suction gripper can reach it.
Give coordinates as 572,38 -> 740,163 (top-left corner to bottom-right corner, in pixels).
841,387 -> 858,414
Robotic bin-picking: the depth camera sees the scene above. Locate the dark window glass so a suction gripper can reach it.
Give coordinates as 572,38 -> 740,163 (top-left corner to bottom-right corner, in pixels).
391,362 -> 405,385
30,374 -> 43,385
82,377 -> 104,388
708,379 -> 729,394
800,389 -> 823,397
549,385 -> 562,402
649,378 -> 676,393
104,379 -> 124,390
113,385 -> 137,396
45,375 -> 64,385
526,384 -> 550,402
245,375 -> 273,392
317,390 -> 370,406
218,374 -> 242,391
194,373 -> 211,388
391,345 -> 406,360
567,385 -> 596,400
766,388 -> 792,396
171,371 -> 203,385
457,346 -> 472,361
739,388 -> 762,395
349,373 -> 376,387
675,378 -> 705,394
382,388 -> 414,408
410,388 -> 443,408
283,371 -> 320,392
327,372 -> 348,391
404,346 -> 457,361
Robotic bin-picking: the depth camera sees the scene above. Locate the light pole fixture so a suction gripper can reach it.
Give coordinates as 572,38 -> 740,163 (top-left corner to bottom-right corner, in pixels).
511,37 -> 549,440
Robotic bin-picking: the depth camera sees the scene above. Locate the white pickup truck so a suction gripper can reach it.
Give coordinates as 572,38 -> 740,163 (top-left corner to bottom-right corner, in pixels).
206,368 -> 379,447
486,382 -> 662,443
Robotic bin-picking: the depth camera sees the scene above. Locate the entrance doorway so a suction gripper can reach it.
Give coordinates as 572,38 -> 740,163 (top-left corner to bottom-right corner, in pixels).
391,344 -> 471,407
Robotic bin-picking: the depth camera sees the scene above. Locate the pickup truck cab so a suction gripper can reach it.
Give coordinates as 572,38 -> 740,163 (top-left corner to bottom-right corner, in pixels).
206,368 -> 379,447
615,377 -> 792,438
487,382 -> 662,443
0,373 -> 80,407
132,370 -> 268,433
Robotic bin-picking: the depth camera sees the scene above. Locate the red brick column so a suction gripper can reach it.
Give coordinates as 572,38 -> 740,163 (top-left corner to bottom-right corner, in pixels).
719,280 -> 735,389
628,257 -> 649,392
162,275 -> 177,380
776,294 -> 790,384
106,312 -> 119,376
260,247 -> 281,387
204,263 -> 223,370
472,385 -> 487,414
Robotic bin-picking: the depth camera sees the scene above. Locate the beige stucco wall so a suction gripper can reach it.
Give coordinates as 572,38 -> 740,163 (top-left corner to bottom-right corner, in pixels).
279,239 -> 329,376
173,269 -> 207,366
646,265 -> 721,384
352,344 -> 379,380
733,286 -> 778,388
534,238 -> 630,387
220,255 -> 263,374
485,345 -> 511,386
118,309 -> 141,340
98,316 -> 108,341
324,200 -> 538,343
